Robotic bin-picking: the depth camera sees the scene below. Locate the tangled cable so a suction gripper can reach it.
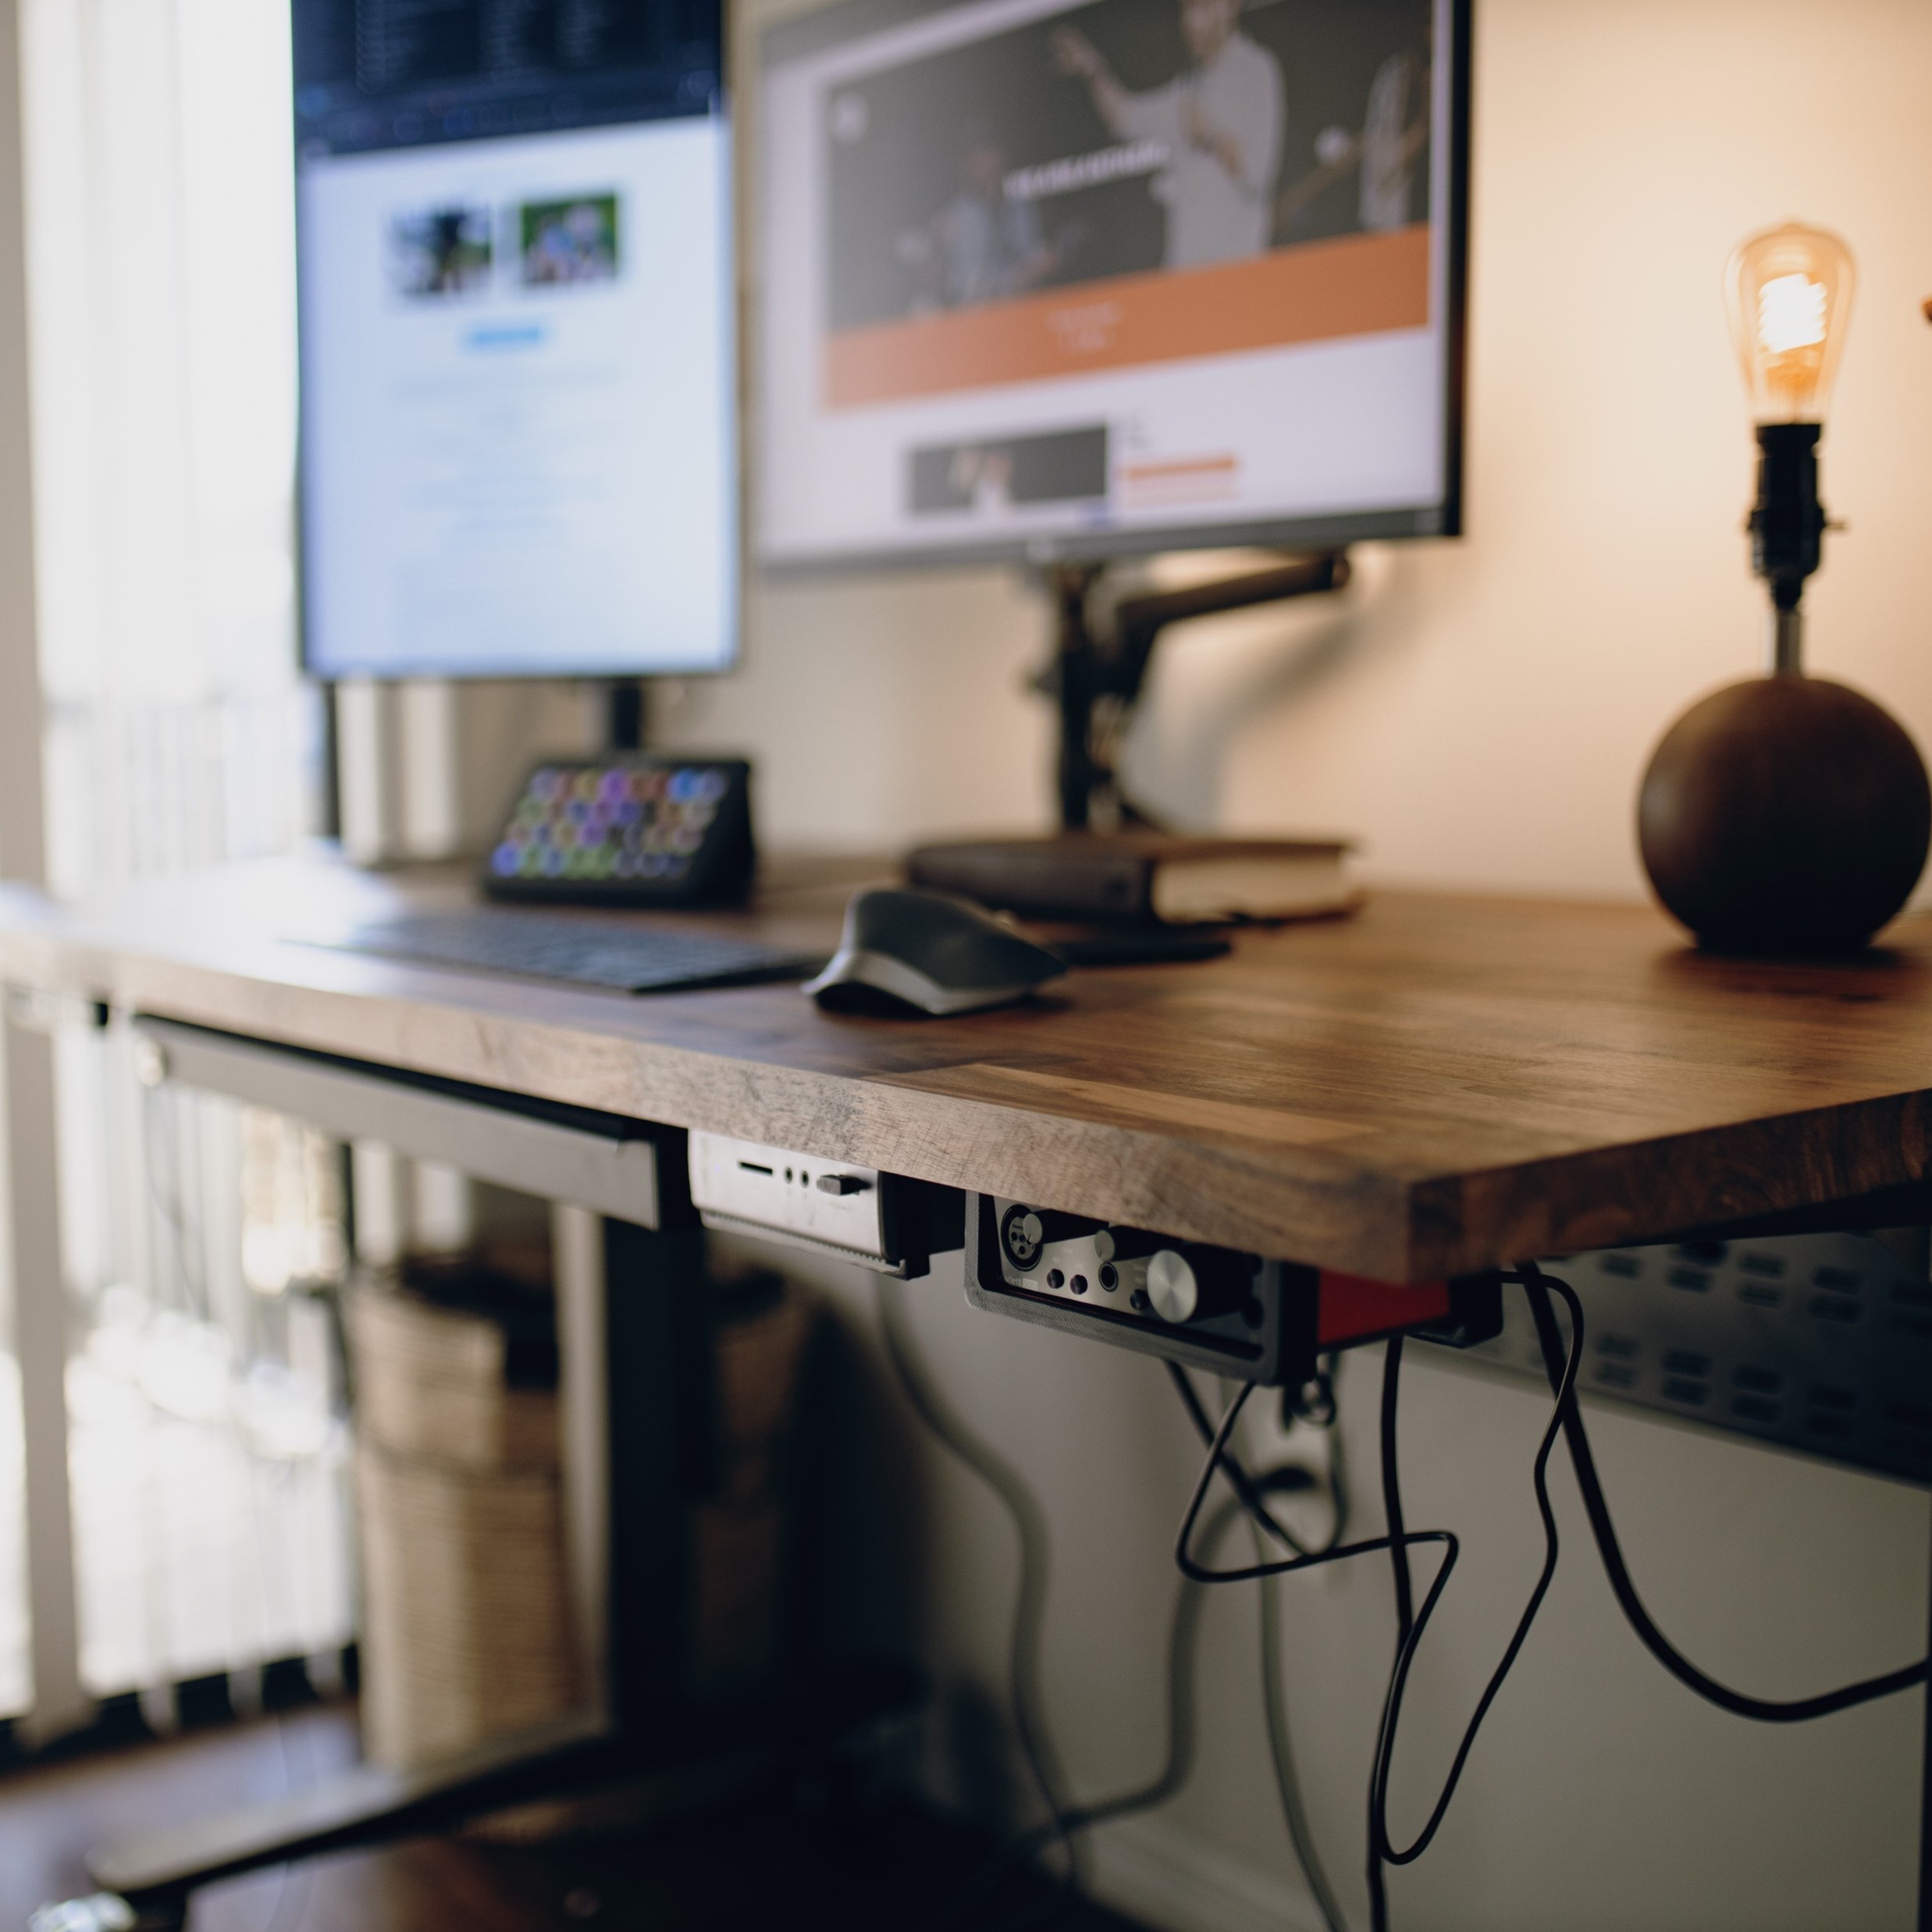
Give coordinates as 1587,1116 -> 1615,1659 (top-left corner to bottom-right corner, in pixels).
1174,1261 -> 1932,1932
1173,1272 -> 1585,1899
1514,1261 -> 1929,1721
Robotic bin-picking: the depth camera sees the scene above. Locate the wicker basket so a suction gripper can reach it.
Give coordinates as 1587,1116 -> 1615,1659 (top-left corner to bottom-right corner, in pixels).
347,1258 -> 578,1769
346,1256 -> 818,1768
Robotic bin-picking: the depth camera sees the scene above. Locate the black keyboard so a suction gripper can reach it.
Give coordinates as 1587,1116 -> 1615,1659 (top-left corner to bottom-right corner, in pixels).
327,910 -> 824,995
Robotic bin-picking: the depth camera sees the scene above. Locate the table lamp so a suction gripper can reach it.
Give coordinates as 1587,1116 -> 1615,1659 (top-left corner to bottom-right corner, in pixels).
1638,222 -> 1930,952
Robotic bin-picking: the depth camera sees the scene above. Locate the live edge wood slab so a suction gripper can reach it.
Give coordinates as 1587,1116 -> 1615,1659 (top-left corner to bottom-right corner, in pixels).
4,852 -> 1932,1286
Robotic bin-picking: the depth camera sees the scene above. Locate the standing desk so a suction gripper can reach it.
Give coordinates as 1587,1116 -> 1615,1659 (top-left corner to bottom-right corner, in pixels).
4,852 -> 1932,1922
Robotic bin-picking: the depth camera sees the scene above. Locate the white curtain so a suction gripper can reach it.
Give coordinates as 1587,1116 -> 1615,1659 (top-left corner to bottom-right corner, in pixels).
23,0 -> 320,893
10,0 -> 353,1714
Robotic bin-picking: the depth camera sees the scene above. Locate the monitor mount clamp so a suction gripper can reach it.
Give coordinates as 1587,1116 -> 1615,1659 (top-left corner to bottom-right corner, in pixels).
1038,550 -> 1351,833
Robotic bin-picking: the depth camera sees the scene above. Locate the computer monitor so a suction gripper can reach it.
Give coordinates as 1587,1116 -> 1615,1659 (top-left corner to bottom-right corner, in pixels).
756,0 -> 1465,571
293,0 -> 737,679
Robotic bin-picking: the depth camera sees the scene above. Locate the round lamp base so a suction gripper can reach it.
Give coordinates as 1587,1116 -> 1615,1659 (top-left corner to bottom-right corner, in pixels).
1638,674 -> 1931,955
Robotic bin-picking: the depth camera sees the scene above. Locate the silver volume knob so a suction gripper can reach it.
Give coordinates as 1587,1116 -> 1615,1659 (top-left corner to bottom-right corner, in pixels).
1146,1249 -> 1199,1323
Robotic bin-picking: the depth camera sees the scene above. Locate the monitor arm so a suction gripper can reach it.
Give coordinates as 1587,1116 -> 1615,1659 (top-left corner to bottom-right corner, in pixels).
1041,551 -> 1351,832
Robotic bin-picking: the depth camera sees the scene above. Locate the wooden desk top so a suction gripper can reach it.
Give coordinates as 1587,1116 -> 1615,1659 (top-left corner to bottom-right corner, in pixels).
2,852 -> 1930,1283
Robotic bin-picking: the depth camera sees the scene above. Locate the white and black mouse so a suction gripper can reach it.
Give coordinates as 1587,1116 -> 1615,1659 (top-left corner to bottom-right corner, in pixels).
804,888 -> 1066,1016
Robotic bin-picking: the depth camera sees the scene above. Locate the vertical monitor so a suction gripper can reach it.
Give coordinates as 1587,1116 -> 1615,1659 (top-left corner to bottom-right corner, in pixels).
294,0 -> 737,678
757,0 -> 1465,569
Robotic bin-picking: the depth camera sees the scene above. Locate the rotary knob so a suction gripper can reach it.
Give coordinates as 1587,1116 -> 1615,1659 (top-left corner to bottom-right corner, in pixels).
1144,1247 -> 1247,1324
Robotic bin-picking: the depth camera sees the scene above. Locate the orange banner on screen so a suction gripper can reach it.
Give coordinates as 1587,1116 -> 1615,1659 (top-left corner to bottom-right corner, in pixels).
824,225 -> 1429,411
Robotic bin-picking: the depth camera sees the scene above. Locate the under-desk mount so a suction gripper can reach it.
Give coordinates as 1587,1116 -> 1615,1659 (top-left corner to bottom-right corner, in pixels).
964,1192 -> 1501,1386
130,1016 -> 671,1226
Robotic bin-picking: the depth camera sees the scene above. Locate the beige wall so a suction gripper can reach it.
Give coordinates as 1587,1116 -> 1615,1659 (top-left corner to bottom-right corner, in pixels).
601,2 -> 1932,1924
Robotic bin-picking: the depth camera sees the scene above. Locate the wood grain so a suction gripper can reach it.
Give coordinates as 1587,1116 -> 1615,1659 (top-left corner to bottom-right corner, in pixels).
5,854 -> 1932,1280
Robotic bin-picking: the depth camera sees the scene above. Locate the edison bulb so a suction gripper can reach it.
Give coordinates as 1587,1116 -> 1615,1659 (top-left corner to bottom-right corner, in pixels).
1726,222 -> 1855,424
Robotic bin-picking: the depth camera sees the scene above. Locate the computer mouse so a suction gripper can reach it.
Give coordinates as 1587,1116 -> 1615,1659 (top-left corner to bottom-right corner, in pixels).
804,888 -> 1067,1016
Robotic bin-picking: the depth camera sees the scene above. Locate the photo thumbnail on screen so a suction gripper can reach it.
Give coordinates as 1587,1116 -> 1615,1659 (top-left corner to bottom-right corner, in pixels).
520,194 -> 623,286
390,204 -> 494,297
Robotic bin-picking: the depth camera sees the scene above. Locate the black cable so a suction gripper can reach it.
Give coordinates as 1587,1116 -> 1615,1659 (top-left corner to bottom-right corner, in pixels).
1514,1261 -> 1930,1721
1170,1256 -> 1932,1929
1001,1365 -> 1350,1882
1378,1340 -> 1415,1642
1368,1340 -> 1414,1932
1168,1364 -> 1347,1932
1169,1357 -> 1459,1931
1166,1361 -> 1313,1557
1171,1290 -> 1582,1922
1173,1382 -> 1451,1585
1368,1280 -> 1582,1870
873,1277 -> 1077,1889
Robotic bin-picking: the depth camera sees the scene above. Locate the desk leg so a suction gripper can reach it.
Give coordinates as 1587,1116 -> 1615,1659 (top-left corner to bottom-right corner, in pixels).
602,1213 -> 711,1728
553,1201 -> 610,1718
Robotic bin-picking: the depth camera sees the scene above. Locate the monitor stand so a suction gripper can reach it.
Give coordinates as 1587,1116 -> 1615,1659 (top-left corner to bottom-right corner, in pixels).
1043,551 -> 1350,832
606,678 -> 648,753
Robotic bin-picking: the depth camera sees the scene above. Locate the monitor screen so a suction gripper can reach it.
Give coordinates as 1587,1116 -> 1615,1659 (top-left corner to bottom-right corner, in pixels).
756,0 -> 1464,570
294,0 -> 737,679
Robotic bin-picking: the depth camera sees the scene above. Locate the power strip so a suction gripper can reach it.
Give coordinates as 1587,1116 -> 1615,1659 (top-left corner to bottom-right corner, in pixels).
1439,1231 -> 1932,1485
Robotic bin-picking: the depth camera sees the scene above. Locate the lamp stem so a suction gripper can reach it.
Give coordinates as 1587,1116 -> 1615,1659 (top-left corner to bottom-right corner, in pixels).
1770,605 -> 1804,677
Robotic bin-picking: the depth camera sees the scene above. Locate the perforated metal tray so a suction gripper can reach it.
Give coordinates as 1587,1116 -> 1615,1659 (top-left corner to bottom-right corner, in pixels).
1437,1232 -> 1932,1485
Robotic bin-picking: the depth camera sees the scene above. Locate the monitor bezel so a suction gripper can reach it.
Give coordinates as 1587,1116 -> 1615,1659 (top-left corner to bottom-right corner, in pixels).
290,7 -> 744,684
752,0 -> 1470,579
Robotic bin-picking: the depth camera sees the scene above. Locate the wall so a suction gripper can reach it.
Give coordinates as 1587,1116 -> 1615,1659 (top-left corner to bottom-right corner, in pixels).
663,2 -> 1932,1928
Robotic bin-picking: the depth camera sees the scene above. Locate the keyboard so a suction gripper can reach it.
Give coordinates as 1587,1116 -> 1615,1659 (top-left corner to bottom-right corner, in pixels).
327,910 -> 824,995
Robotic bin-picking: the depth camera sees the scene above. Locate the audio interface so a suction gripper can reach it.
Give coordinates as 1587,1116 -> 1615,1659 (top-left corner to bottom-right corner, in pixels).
964,1194 -> 1500,1386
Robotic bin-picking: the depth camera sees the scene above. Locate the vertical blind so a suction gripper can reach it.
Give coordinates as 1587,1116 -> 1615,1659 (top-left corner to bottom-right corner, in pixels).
8,0 -> 352,1725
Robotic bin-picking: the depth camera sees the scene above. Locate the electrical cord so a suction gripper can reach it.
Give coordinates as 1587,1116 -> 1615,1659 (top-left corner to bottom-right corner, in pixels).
1172,1260 -> 1932,1932
1367,1339 -> 1414,1932
969,1546 -> 1211,1932
1168,1362 -> 1350,1932
1514,1261 -> 1930,1721
873,1277 -> 1078,1896
878,1301 -> 1267,1932
1002,1366 -> 1365,1909
1377,1340 -> 1416,1643
1172,1280 -> 1585,1928
1368,1290 -> 1581,1873
1165,1361 -> 1315,1557
1008,1485 -> 1236,1858
1256,1517 -> 1348,1932
1252,1468 -> 1349,1932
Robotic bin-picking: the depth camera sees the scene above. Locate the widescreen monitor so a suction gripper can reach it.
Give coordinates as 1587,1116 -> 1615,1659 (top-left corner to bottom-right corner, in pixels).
757,0 -> 1465,569
294,0 -> 737,678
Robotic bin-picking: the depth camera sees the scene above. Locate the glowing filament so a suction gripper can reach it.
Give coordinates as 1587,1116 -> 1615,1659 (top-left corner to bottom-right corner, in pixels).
1757,273 -> 1827,354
